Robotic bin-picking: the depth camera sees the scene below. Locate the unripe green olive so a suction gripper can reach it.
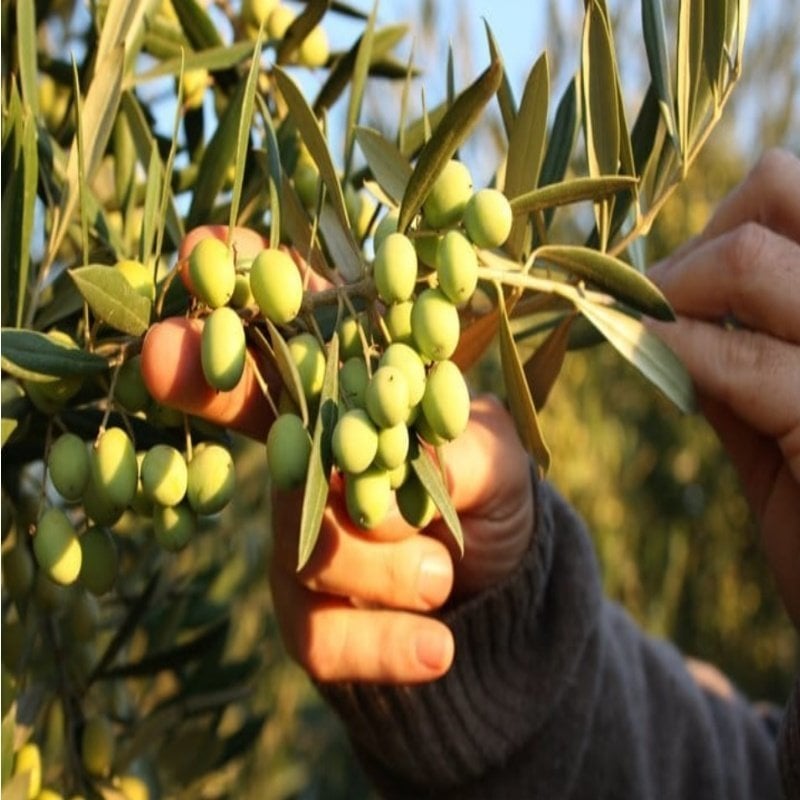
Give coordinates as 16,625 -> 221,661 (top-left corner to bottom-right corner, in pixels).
437,230 -> 478,305
396,473 -> 437,528
90,428 -> 138,508
298,24 -> 329,68
130,453 -> 154,517
140,445 -> 187,507
337,313 -> 368,361
2,542 -> 35,601
421,359 -> 470,441
249,248 -> 303,324
81,715 -> 114,778
266,414 -> 312,490
373,233 -> 417,304
48,433 -> 90,502
411,288 -> 460,361
188,237 -> 235,308
339,357 -> 369,408
33,571 -> 73,613
422,159 -> 473,229
384,301 -> 414,346
82,474 -> 125,526
153,502 -> 196,552
365,366 -> 410,428
118,774 -> 150,800
181,68 -> 209,110
115,259 -> 155,302
24,332 -> 83,413
414,413 -> 447,447
345,467 -> 392,529
114,355 -> 151,413
373,211 -> 398,254
267,4 -> 295,39
344,183 -> 375,240
414,232 -> 442,269
388,461 -> 409,489
374,423 -> 409,470
186,443 -> 235,515
293,162 -> 320,209
287,333 -> 326,403
379,343 -> 426,408
201,307 -> 246,391
332,409 -> 378,475
242,0 -> 277,30
13,741 -> 42,799
34,508 -> 82,586
463,188 -> 513,248
79,526 -> 118,596
230,273 -> 255,309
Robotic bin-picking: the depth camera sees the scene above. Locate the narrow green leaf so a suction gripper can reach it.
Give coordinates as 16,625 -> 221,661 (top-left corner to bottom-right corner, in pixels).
17,115 -> 38,327
318,204 -> 364,282
1,419 -> 19,448
228,33 -> 262,237
483,20 -> 516,140
263,320 -> 309,426
255,99 -> 283,251
277,0 -> 330,63
509,175 -> 638,216
314,23 -> 407,112
50,45 -> 124,265
630,82 -> 663,180
298,334 -> 340,571
497,292 -> 550,474
409,440 -> 463,555
398,55 -> 502,233
0,328 -> 108,380
354,127 -> 412,206
69,265 -> 152,336
344,0 -> 378,176
170,0 -> 222,49
95,0 -> 149,74
736,0 -> 749,69
524,314 -> 574,410
582,5 -> 620,177
399,100 -> 448,157
703,0 -> 727,95
273,66 -> 352,234
573,298 -> 695,413
139,144 -> 162,265
72,57 -> 90,266
534,244 -> 673,320
16,0 -> 38,116
504,52 -> 549,257
132,41 -> 255,84
677,0 -> 705,160
188,81 -> 245,227
642,0 -> 677,142
446,43 -> 455,108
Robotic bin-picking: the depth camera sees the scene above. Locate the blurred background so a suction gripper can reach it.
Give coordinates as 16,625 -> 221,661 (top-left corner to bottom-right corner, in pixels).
5,1 -> 799,798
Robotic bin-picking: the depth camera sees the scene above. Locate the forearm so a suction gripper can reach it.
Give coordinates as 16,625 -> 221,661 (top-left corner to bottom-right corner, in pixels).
318,480 -> 785,799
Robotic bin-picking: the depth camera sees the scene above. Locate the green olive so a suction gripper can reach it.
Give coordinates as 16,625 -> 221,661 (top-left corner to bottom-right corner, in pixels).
140,445 -> 188,507
384,301 -> 414,346
13,742 -> 42,799
373,210 -> 399,255
34,508 -> 82,586
249,248 -> 303,325
115,259 -> 155,302
79,526 -> 118,596
186,443 -> 236,515
332,409 -> 378,475
437,229 -> 478,305
201,307 -> 246,391
114,355 -> 151,413
463,188 -> 513,248
339,357 -> 369,409
48,433 -> 90,502
365,366 -> 410,428
374,423 -> 409,470
266,414 -> 312,490
287,333 -> 326,403
379,343 -> 426,408
188,237 -> 235,308
153,502 -> 196,552
396,473 -> 437,528
373,232 -> 418,304
421,359 -> 470,441
90,427 -> 138,508
337,312 -> 369,362
344,467 -> 392,530
298,24 -> 329,68
81,716 -> 115,778
422,159 -> 473,229
410,288 -> 460,361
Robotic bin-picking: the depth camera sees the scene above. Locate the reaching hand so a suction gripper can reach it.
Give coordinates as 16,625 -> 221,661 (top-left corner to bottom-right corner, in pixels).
646,149 -> 800,628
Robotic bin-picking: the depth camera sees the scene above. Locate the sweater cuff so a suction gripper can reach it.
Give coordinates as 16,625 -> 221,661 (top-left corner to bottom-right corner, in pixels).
316,476 -> 603,796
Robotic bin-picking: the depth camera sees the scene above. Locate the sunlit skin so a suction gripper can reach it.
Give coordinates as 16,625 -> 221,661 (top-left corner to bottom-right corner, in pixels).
142,152 -> 800,682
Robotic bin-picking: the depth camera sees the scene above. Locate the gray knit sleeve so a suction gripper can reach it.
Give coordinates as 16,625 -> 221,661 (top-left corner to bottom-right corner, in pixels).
317,480 -> 787,800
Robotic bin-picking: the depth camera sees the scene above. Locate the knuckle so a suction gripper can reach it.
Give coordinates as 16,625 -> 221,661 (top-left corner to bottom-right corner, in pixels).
300,615 -> 347,682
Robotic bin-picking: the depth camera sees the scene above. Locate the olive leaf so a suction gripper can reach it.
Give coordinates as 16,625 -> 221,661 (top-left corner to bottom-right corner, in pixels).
354,126 -> 412,206
254,98 -> 283,251
677,0 -> 705,161
483,20 -> 516,139
69,265 -> 152,336
276,0 -> 330,64
16,0 -> 38,116
261,319 -> 309,427
397,54 -> 502,233
642,0 -> 677,143
509,175 -> 638,216
408,439 -> 464,555
533,245 -> 673,320
170,0 -> 223,49
0,329 -> 108,381
524,314 -> 575,410
572,297 -> 695,413
132,42 -> 255,84
297,333 -> 339,571
497,291 -> 550,474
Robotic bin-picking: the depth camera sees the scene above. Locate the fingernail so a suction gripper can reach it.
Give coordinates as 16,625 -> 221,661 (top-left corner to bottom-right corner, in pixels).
417,553 -> 452,607
415,629 -> 454,672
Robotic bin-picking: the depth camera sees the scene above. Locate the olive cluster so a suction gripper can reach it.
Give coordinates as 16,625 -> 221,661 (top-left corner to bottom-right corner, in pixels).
29,428 -> 235,593
263,158 -> 513,531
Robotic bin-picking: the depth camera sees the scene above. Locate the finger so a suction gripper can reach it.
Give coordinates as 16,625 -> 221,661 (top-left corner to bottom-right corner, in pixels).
270,566 -> 454,683
648,223 -> 800,342
700,149 -> 800,245
140,317 -> 274,439
645,317 -> 800,467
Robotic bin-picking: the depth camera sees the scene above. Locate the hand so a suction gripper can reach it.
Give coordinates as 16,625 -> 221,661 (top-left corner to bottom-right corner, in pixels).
141,226 -> 536,684
646,149 -> 800,628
